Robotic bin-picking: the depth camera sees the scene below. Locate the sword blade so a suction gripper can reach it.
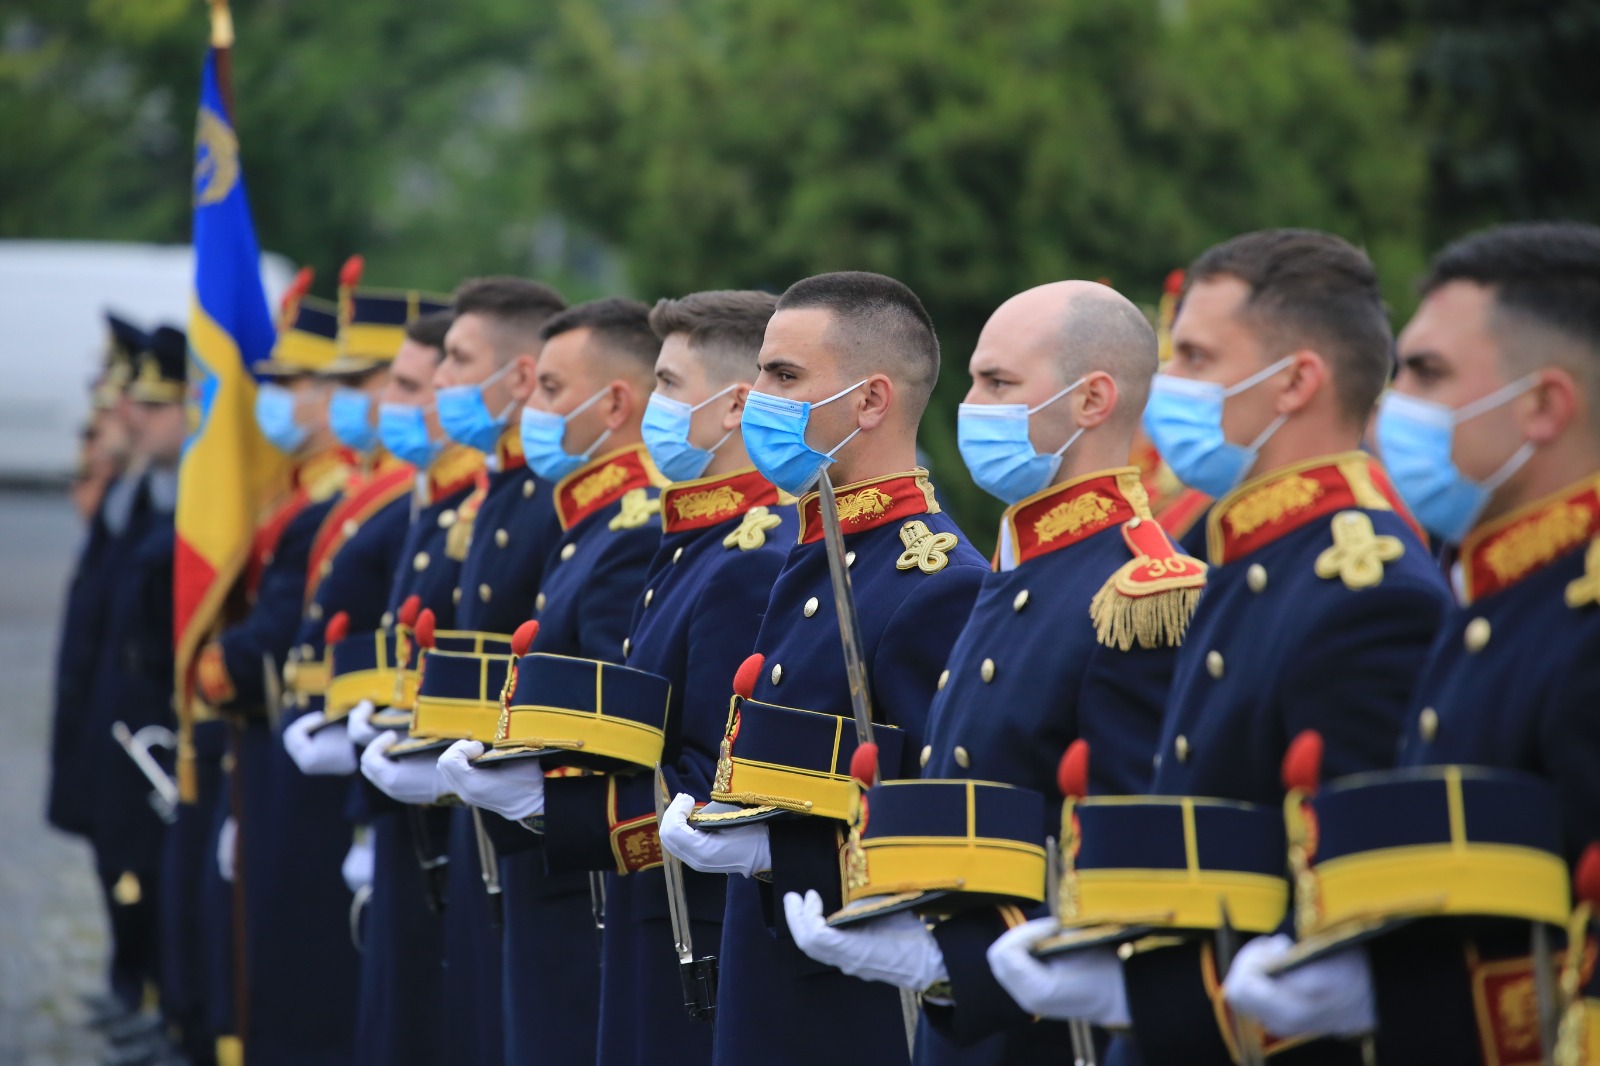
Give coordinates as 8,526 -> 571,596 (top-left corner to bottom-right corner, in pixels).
815,470 -> 876,756
655,767 -> 695,962
112,720 -> 179,815
470,808 -> 503,930
1215,898 -> 1264,1066
1532,921 -> 1558,1065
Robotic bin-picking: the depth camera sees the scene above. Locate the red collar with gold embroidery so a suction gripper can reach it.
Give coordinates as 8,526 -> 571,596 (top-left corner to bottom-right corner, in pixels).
425,445 -> 487,505
1460,475 -> 1600,602
660,467 -> 778,535
796,469 -> 940,545
553,445 -> 662,530
1003,467 -> 1148,567
1206,451 -> 1418,566
494,428 -> 526,474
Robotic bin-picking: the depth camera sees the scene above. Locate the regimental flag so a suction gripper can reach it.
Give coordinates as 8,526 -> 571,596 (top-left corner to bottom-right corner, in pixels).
174,19 -> 286,796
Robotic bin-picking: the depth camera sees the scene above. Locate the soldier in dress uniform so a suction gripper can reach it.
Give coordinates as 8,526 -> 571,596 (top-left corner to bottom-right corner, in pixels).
437,296 -> 667,1064
1224,222 -> 1600,1063
446,290 -> 790,1065
358,277 -> 567,1066
986,230 -> 1452,1065
658,271 -> 990,1066
69,326 -> 188,1062
784,281 -> 1204,1065
238,263 -> 450,1066
191,274 -> 355,1063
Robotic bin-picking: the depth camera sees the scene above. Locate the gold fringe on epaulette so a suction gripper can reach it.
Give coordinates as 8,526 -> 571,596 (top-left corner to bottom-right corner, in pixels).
1089,567 -> 1203,651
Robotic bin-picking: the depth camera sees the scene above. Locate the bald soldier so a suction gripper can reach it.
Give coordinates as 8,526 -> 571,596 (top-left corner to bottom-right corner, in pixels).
785,282 -> 1205,1065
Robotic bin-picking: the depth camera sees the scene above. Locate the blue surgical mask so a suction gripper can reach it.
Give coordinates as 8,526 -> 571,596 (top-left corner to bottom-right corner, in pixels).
1141,356 -> 1295,498
437,361 -> 517,454
958,378 -> 1087,504
642,385 -> 738,482
329,386 -> 376,453
1375,376 -> 1538,543
741,379 -> 867,497
378,402 -> 443,469
519,386 -> 613,481
255,382 -> 308,454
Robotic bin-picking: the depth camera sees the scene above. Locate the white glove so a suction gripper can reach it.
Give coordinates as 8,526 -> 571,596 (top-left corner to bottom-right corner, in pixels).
359,730 -> 447,805
284,711 -> 358,776
658,793 -> 771,877
987,917 -> 1131,1026
216,816 -> 237,883
347,700 -> 379,749
435,740 -> 545,822
1223,933 -> 1375,1038
341,835 -> 375,894
784,890 -> 947,990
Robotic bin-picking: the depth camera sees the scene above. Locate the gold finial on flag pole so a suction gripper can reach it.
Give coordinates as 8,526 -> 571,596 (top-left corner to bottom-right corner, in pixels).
209,1 -> 235,49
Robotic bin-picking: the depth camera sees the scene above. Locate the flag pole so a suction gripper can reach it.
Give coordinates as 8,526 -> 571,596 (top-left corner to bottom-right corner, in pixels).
209,1 -> 235,119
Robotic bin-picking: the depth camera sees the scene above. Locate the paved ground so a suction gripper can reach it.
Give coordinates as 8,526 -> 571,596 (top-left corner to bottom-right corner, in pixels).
0,490 -> 109,1066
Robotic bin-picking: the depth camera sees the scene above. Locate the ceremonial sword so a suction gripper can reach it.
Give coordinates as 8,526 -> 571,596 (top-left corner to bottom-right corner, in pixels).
1215,899 -> 1265,1066
112,721 -> 179,824
1046,835 -> 1097,1066
471,809 -> 504,931
814,468 -> 920,1056
656,766 -> 718,1019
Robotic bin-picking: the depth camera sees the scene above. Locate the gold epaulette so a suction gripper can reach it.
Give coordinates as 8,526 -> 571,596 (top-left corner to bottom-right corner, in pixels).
1313,510 -> 1404,591
608,488 -> 661,531
1089,518 -> 1207,651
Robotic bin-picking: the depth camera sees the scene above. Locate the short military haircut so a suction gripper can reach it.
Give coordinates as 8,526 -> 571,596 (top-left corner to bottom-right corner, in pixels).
1187,229 -> 1392,425
539,297 -> 661,374
1058,287 -> 1161,423
648,290 -> 778,384
1421,222 -> 1600,403
776,271 -> 941,416
405,309 -> 454,354
452,276 -> 568,363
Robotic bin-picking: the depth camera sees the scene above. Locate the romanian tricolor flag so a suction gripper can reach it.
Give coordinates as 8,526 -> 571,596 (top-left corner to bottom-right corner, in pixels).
175,6 -> 287,796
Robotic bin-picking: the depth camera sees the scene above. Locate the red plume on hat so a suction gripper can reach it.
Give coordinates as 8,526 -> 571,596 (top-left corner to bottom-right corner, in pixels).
1057,740 -> 1090,801
1163,269 -> 1186,296
732,654 -> 764,701
850,743 -> 879,789
339,255 -> 365,292
414,609 -> 437,650
280,266 -> 314,317
1282,731 -> 1324,796
397,594 -> 421,628
1576,843 -> 1600,909
512,620 -> 539,658
324,611 -> 349,646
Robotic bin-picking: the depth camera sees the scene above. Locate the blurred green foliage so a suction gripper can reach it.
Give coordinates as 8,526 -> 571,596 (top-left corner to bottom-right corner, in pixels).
2,0 -> 1596,536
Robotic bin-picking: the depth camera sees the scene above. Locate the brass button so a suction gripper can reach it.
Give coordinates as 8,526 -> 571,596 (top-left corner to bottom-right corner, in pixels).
522,480 -> 535,498
478,583 -> 492,602
560,543 -> 577,562
937,669 -> 949,691
413,551 -> 430,571
381,612 -> 393,627
1175,735 -> 1190,763
644,589 -> 654,608
495,529 -> 509,548
919,745 -> 932,768
672,547 -> 684,564
953,746 -> 971,769
300,644 -> 315,659
1247,564 -> 1268,593
452,588 -> 461,605
308,604 -> 323,621
342,519 -> 359,537
803,596 -> 819,618
770,663 -> 783,686
1419,707 -> 1438,743
845,551 -> 857,568
622,637 -> 631,657
1206,650 -> 1224,679
535,592 -> 547,612
1013,589 -> 1029,613
980,658 -> 996,683
1464,618 -> 1491,653
438,509 -> 457,528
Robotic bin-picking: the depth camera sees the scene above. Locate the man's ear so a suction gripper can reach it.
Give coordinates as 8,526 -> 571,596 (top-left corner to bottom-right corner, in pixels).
722,383 -> 752,432
856,373 -> 896,432
506,353 -> 539,406
1275,351 -> 1329,416
1074,371 -> 1119,428
603,379 -> 636,430
1522,366 -> 1581,446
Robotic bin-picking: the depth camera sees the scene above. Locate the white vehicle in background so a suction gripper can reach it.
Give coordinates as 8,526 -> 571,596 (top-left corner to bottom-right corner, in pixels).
0,240 -> 294,483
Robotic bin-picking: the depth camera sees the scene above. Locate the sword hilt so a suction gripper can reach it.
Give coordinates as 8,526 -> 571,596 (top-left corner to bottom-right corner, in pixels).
680,956 -> 718,1021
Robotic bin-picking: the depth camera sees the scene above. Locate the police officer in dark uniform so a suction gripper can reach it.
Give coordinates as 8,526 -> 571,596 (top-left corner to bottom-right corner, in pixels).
987,230 -> 1451,1066
784,281 -> 1204,1065
1225,222 -> 1600,1063
359,276 -> 567,1066
660,271 -> 989,1066
437,297 -> 667,1064
192,278 -> 355,1063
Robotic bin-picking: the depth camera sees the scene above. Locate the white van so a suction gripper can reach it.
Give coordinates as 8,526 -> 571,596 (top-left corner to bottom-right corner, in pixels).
0,240 -> 294,482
